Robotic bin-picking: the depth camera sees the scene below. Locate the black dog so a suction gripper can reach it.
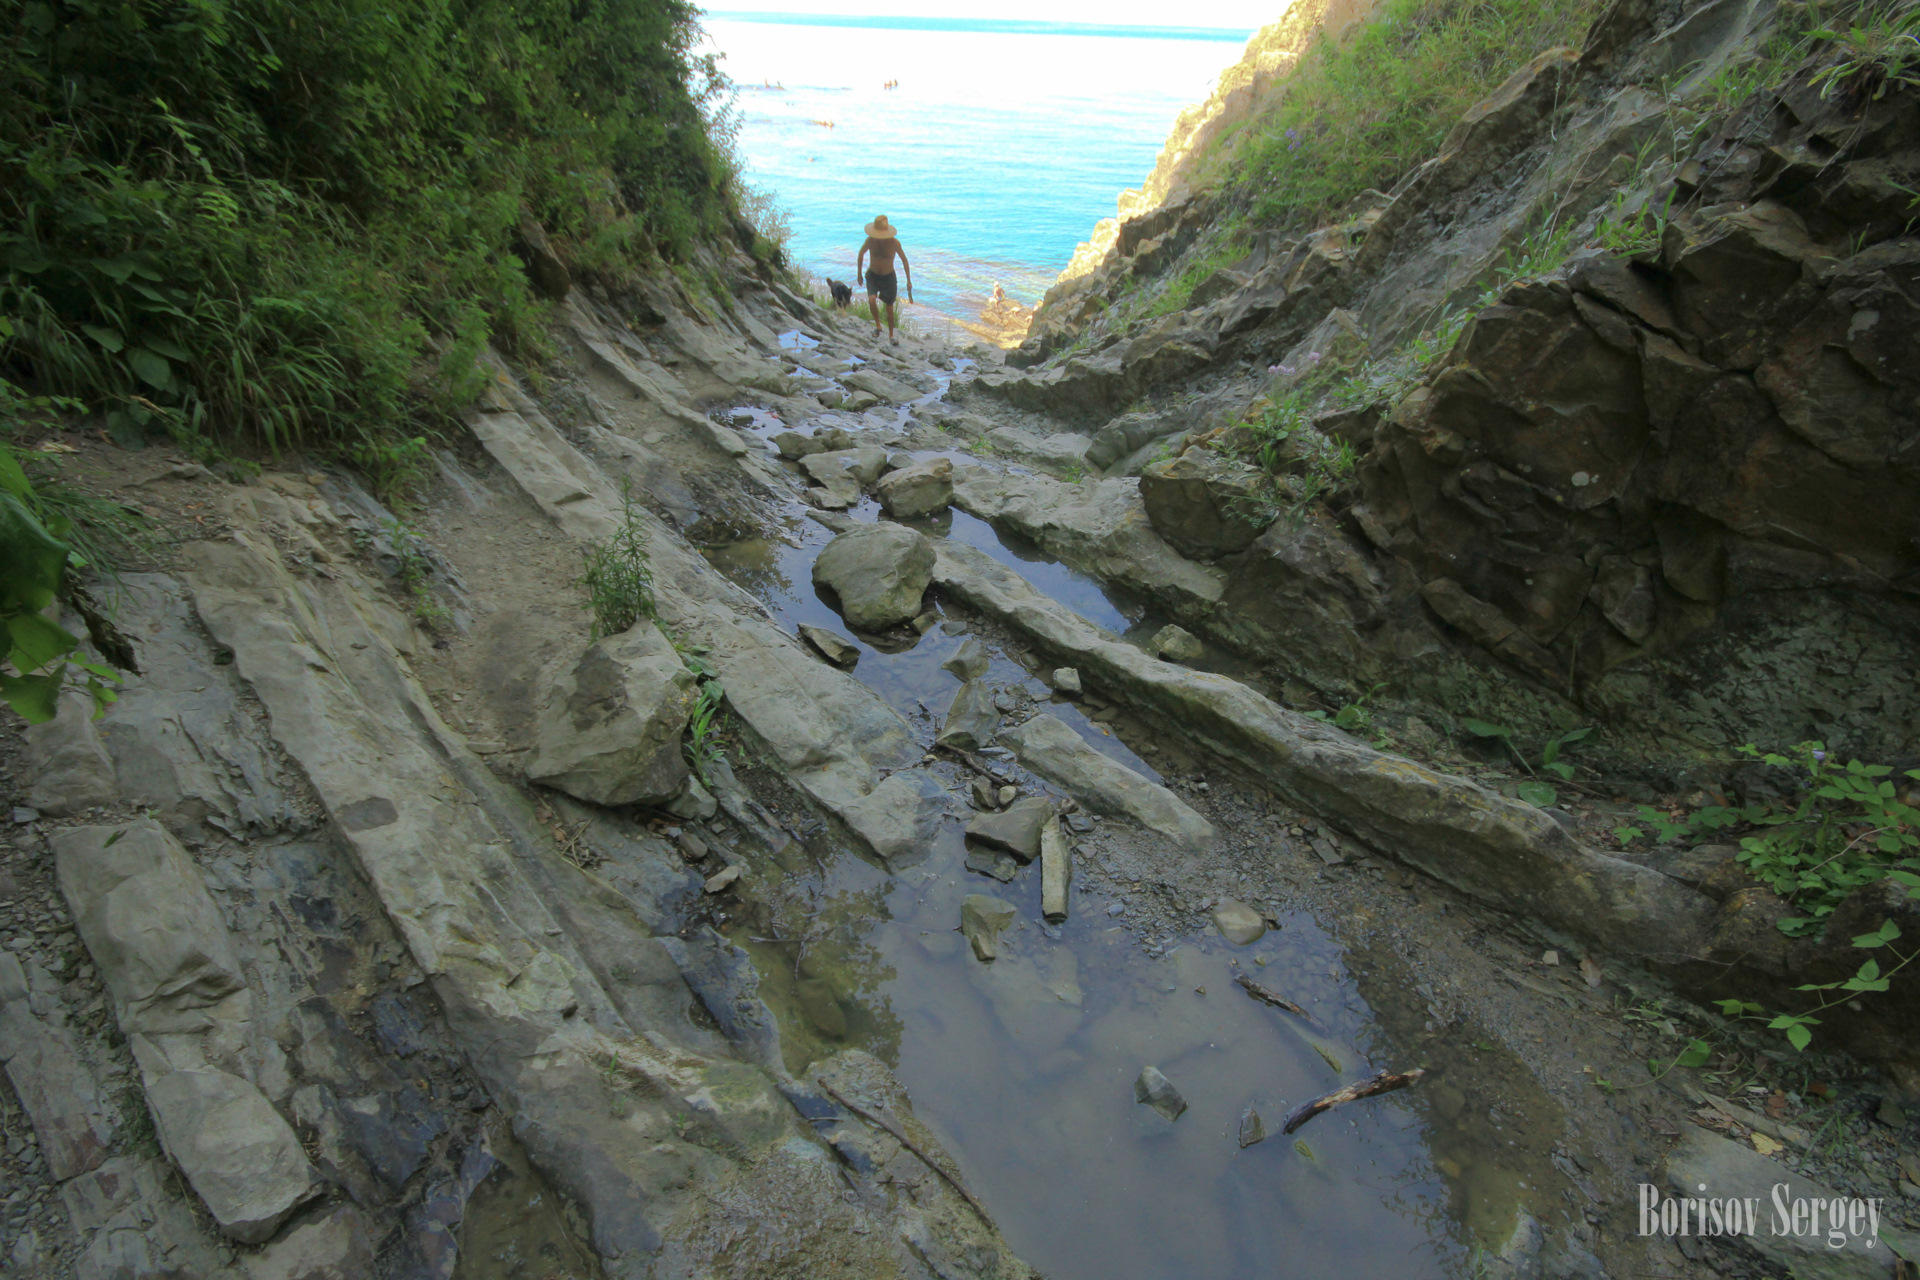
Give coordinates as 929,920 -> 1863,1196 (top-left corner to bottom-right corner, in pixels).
825,278 -> 853,309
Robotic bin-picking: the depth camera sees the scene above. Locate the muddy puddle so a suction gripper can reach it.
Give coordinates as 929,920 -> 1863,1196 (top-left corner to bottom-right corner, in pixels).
689,398 -> 1575,1279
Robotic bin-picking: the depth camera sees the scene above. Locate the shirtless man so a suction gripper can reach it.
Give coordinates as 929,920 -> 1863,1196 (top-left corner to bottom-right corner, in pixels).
855,215 -> 913,345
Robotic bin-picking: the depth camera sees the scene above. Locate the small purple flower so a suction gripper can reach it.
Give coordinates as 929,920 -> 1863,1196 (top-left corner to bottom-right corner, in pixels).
1811,749 -> 1827,763
1306,351 -> 1323,366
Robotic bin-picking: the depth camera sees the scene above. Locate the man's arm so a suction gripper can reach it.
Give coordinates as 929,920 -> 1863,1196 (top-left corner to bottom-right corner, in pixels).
896,243 -> 912,302
855,239 -> 867,281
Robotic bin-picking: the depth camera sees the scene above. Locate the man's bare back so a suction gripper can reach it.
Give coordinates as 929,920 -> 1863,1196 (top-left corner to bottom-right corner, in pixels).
855,214 -> 913,345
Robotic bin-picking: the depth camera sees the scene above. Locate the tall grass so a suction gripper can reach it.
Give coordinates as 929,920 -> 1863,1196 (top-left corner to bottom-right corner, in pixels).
1233,0 -> 1610,230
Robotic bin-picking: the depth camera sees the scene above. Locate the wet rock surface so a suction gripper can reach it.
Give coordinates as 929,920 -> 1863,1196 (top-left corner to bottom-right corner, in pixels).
813,522 -> 936,630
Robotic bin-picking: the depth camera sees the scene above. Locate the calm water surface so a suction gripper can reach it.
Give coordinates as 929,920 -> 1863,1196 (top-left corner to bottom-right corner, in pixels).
701,15 -> 1249,318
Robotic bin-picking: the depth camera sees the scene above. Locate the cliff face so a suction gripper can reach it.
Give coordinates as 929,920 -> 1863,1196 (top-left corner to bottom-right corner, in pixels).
969,0 -> 1920,769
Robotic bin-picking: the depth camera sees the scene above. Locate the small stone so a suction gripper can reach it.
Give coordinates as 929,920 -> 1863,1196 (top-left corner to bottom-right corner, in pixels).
675,831 -> 708,863
964,797 -> 1053,863
996,785 -> 1017,806
1212,899 -> 1266,946
1877,1096 -> 1908,1128
1238,1104 -> 1268,1148
941,638 -> 989,681
911,612 -> 938,634
960,894 -> 1017,962
1040,818 -> 1071,924
1541,950 -> 1560,966
1053,668 -> 1082,695
963,846 -> 1018,882
1147,625 -> 1203,664
10,808 -> 38,825
1309,837 -> 1344,866
797,624 -> 861,669
937,680 -> 999,751
1134,1066 -> 1187,1121
703,865 -> 742,894
969,776 -> 998,810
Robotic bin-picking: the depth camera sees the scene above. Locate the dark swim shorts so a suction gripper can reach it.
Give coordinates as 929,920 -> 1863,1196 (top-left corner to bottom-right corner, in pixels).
865,270 -> 898,304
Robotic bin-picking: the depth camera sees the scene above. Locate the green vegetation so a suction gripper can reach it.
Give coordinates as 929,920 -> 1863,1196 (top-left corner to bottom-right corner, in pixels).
1617,743 -> 1920,938
381,519 -> 452,633
0,0 -> 755,478
578,484 -> 656,638
1232,0 -> 1608,230
675,644 -> 728,783
1459,719 -> 1592,808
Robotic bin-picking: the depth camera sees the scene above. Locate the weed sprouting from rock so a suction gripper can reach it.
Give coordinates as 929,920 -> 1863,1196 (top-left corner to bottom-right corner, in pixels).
577,483 -> 656,640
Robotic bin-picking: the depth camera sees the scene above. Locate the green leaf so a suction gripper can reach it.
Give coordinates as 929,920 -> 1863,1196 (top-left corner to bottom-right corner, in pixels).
1613,825 -> 1645,844
1460,718 -> 1511,740
1559,727 -> 1593,744
1675,1039 -> 1712,1068
1852,919 -> 1900,948
140,335 -> 190,361
1785,1022 -> 1812,1051
7,612 -> 80,672
1544,761 -> 1574,780
1516,780 -> 1558,808
79,323 -> 124,352
0,672 -> 61,724
127,347 -> 172,390
0,492 -> 69,613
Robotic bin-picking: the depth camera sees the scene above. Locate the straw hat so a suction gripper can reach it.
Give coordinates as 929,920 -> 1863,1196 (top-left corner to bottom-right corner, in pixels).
865,215 -> 898,239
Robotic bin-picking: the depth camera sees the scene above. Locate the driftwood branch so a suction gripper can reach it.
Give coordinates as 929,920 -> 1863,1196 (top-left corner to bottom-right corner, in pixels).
933,742 -> 1013,785
817,1078 -> 991,1223
1282,1068 -> 1427,1135
1229,960 -> 1314,1021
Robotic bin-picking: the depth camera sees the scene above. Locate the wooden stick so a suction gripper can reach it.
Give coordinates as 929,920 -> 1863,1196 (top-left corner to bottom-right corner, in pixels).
817,1078 -> 992,1224
1282,1068 -> 1427,1135
1229,961 -> 1314,1021
933,742 -> 1013,785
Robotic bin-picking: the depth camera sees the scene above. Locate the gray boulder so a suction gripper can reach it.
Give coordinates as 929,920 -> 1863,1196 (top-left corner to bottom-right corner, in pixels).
145,1069 -> 319,1243
526,623 -> 697,807
813,524 -> 935,630
773,430 -> 827,460
1000,714 -> 1215,854
936,680 -> 999,751
844,368 -> 922,403
875,457 -> 954,518
1137,448 -> 1272,559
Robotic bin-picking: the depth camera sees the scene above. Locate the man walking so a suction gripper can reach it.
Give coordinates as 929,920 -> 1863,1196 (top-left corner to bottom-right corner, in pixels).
855,215 -> 913,345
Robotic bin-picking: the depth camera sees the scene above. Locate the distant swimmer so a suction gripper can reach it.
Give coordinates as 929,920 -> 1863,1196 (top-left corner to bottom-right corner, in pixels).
855,215 -> 914,346
810,119 -> 835,129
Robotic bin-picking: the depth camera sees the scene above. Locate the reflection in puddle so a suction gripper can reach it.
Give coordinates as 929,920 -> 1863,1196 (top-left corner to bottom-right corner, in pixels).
697,406 -> 1577,1280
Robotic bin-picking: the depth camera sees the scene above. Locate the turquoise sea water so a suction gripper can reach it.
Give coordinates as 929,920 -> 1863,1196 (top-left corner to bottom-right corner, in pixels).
702,14 -> 1250,321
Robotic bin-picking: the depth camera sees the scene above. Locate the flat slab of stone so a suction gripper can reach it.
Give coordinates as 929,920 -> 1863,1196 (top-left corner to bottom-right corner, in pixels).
931,539 -> 1715,958
964,796 -> 1053,863
936,680 -> 999,751
813,523 -> 934,631
844,368 -> 922,403
526,622 -> 697,806
967,794 -> 1059,867
1000,714 -> 1214,854
941,637 -> 989,680
0,1000 -> 114,1180
1664,1126 -> 1920,1279
146,1068 -> 318,1243
52,820 -> 243,1032
840,769 -> 947,869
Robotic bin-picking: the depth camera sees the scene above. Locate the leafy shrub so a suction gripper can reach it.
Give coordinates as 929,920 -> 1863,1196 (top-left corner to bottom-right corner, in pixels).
0,0 -> 741,472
